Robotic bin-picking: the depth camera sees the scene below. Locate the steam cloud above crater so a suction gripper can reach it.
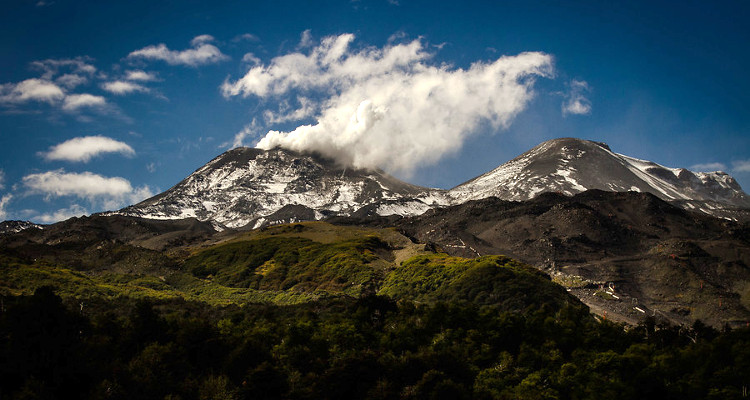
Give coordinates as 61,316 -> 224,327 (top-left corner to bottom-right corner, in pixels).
222,33 -> 554,175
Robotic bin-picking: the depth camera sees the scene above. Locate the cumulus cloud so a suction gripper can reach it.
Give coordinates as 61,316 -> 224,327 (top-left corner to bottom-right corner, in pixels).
0,78 -> 65,104
128,35 -> 229,67
22,169 -> 154,210
0,57 -> 103,110
690,162 -> 727,172
223,33 -> 554,174
61,93 -> 107,111
102,80 -> 148,95
23,170 -> 133,199
733,160 -> 750,173
0,80 -> 115,116
124,70 -> 158,81
0,194 -> 12,220
41,135 -> 136,162
562,79 -> 592,116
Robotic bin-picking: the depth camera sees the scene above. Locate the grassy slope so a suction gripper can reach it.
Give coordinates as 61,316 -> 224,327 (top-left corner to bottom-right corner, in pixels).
379,254 -> 578,311
0,222 -> 582,312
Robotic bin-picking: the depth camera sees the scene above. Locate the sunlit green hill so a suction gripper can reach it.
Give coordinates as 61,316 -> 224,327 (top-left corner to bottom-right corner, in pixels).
1,221 -> 581,313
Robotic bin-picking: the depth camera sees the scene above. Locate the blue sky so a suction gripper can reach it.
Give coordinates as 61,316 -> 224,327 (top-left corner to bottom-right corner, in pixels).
1,0 -> 749,223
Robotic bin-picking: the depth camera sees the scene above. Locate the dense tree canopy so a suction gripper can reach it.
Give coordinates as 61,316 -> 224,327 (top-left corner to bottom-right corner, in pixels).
2,288 -> 749,399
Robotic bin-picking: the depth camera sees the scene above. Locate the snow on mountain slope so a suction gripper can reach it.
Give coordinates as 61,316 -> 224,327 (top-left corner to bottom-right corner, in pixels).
0,220 -> 43,234
114,147 -> 447,229
449,138 -> 750,212
111,138 -> 749,229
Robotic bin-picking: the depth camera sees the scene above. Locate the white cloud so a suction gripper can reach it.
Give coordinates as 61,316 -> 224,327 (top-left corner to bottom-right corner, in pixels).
223,33 -> 554,174
0,58 -> 100,109
30,57 -> 96,80
0,78 -> 65,104
0,169 -> 4,189
56,74 -> 88,89
41,135 -> 135,163
233,33 -> 259,42
262,97 -> 317,124
562,79 -> 592,116
733,160 -> 750,173
102,80 -> 148,95
230,120 -> 260,148
298,29 -> 313,49
24,170 -> 133,199
22,169 -> 154,210
128,186 -> 155,205
61,93 -> 107,111
0,194 -> 12,220
128,35 -> 229,67
191,34 -> 216,46
34,204 -> 89,224
690,162 -> 727,172
124,70 -> 158,81
241,53 -> 261,65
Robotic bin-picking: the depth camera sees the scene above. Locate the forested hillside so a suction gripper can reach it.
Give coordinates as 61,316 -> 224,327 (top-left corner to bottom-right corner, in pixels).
2,221 -> 750,399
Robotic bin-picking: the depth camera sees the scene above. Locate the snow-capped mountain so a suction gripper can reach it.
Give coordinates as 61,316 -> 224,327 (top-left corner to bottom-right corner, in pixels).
115,147 -> 447,229
449,138 -> 750,217
0,220 -> 43,234
112,138 -> 750,229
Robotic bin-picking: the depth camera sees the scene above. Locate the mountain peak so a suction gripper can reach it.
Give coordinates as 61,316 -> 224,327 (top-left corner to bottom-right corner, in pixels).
115,146 -> 445,229
450,137 -> 750,213
110,137 -> 749,230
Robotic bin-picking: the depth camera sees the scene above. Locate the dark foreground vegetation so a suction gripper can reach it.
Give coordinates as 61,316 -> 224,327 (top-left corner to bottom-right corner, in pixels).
2,287 -> 749,400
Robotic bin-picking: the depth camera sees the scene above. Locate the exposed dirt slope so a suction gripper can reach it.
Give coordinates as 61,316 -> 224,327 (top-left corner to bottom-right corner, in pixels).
395,190 -> 750,327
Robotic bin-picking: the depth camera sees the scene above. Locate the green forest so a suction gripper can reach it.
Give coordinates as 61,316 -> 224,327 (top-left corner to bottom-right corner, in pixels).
2,288 -> 750,399
2,222 -> 749,399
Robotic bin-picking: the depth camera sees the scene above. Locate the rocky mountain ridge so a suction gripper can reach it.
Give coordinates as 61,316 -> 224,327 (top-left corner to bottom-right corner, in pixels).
0,220 -> 43,235
108,138 -> 749,228
5,138 -> 747,232
450,138 -> 750,212
113,147 -> 446,229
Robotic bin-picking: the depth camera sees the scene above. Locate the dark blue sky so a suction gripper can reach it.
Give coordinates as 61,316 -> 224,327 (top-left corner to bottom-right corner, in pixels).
1,0 -> 749,223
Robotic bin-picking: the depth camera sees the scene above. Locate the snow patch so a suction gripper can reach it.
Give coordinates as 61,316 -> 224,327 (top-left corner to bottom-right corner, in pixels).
556,169 -> 586,192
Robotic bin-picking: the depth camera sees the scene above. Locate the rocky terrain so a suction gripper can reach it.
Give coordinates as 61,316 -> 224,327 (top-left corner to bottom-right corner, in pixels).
395,190 -> 750,326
